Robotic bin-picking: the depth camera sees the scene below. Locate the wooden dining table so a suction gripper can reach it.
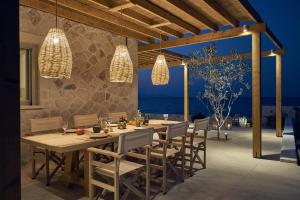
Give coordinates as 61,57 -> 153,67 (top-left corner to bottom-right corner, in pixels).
21,120 -> 180,196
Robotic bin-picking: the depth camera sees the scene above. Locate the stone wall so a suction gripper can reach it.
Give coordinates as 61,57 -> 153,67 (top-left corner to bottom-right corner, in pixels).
20,6 -> 138,164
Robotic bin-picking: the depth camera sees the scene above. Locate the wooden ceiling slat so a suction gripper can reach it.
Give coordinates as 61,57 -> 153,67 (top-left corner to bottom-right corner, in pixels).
130,0 -> 200,34
150,22 -> 172,28
109,2 -> 134,12
138,23 -> 266,52
121,9 -> 183,38
202,0 -> 238,27
165,0 -> 218,31
239,0 -> 263,23
20,0 -> 153,42
56,0 -> 168,40
90,0 -> 111,8
88,0 -> 182,38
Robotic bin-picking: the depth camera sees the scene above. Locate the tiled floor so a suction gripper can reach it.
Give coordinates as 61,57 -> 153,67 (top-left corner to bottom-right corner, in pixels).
21,128 -> 300,200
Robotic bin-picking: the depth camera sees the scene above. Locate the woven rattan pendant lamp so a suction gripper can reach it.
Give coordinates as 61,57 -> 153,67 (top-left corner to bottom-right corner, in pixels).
151,30 -> 169,85
38,0 -> 72,79
110,8 -> 133,83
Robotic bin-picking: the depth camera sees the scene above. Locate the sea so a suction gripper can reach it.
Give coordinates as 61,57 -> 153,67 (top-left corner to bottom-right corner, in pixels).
138,97 -> 300,117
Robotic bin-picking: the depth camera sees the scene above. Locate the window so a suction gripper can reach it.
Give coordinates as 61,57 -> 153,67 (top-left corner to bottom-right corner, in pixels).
20,43 -> 39,106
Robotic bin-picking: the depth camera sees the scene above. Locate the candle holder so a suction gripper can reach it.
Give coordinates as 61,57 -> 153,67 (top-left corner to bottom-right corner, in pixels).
224,132 -> 228,140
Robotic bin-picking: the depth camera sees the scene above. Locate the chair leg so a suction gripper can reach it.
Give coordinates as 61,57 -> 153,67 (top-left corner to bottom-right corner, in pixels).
45,149 -> 50,186
162,157 -> 167,194
89,184 -> 94,200
114,159 -> 120,200
189,147 -> 193,176
31,148 -> 36,179
181,150 -> 185,182
146,148 -> 150,200
89,153 -> 94,200
203,145 -> 206,169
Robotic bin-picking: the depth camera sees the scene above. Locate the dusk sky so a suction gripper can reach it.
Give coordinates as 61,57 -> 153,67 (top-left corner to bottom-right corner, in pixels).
138,0 -> 300,98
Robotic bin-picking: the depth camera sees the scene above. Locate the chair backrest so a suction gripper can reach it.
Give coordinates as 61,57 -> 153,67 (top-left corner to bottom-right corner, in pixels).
166,121 -> 189,141
73,114 -> 98,128
193,117 -> 210,134
118,128 -> 154,154
108,112 -> 128,123
30,116 -> 63,133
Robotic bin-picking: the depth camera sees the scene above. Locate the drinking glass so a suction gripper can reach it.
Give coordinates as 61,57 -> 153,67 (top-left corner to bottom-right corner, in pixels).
62,122 -> 68,134
163,114 -> 168,121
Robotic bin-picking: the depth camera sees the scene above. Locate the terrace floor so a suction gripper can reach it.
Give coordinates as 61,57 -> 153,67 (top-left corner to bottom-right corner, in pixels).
21,127 -> 300,200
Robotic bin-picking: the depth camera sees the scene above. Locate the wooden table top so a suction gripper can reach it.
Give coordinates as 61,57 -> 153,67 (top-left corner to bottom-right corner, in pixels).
21,121 -> 176,153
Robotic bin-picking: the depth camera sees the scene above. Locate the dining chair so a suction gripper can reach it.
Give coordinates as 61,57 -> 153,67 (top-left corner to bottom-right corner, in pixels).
73,113 -> 114,165
88,128 -> 154,200
108,112 -> 128,123
30,116 -> 64,185
185,117 -> 209,176
73,113 -> 98,128
152,121 -> 189,194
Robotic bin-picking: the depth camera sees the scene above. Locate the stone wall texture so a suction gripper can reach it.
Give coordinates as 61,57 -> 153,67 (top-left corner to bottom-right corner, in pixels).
20,6 -> 138,163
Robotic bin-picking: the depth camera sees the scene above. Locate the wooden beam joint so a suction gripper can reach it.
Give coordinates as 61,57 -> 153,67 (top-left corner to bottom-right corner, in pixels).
109,2 -> 134,12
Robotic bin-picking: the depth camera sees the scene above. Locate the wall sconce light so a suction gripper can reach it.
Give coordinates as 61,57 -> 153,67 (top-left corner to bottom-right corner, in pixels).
243,25 -> 248,33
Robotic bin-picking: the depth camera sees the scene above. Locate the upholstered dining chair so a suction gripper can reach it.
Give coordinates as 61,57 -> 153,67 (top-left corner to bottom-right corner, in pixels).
29,116 -> 64,185
152,121 -> 189,194
88,128 -> 154,200
185,117 -> 209,176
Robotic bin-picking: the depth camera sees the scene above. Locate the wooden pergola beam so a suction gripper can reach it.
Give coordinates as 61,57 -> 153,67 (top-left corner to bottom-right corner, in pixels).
138,49 -> 284,69
276,54 -> 282,137
20,0 -> 153,43
138,23 -> 266,52
165,0 -> 218,31
55,0 -> 168,40
139,60 -> 183,68
202,0 -> 238,27
130,0 -> 200,34
183,63 -> 189,121
88,0 -> 183,38
121,10 -> 183,38
239,0 -> 263,23
265,26 -> 283,50
252,31 -> 262,158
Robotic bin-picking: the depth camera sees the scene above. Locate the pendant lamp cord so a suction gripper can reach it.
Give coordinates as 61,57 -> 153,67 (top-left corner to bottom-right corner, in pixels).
159,28 -> 162,54
55,0 -> 58,28
120,7 -> 126,46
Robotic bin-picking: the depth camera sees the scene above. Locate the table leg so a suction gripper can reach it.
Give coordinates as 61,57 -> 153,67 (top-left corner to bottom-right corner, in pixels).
84,150 -> 90,197
63,152 -> 73,187
45,149 -> 50,186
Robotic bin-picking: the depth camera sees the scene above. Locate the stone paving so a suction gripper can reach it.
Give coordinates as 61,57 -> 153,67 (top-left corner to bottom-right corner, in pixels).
21,127 -> 300,200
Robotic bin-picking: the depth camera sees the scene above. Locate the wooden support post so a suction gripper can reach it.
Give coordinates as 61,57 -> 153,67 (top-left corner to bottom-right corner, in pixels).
252,32 -> 262,158
184,63 -> 189,121
276,54 -> 282,137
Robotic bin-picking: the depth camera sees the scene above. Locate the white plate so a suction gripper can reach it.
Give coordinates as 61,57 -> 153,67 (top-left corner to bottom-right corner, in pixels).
109,123 -> 118,127
65,129 -> 76,133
